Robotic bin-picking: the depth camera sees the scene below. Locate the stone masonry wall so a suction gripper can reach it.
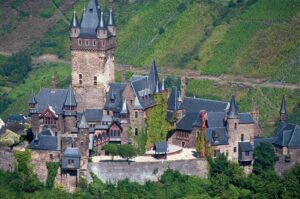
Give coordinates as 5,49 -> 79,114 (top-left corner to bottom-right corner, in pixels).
88,159 -> 208,184
0,147 -> 15,172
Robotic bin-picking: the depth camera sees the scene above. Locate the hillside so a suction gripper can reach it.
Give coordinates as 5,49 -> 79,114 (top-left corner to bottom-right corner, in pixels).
0,0 -> 299,135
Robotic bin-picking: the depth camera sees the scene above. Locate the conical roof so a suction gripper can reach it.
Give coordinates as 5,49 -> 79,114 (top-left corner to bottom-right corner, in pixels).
134,96 -> 143,110
28,90 -> 37,104
64,85 -> 77,106
227,95 -> 239,119
108,8 -> 115,26
98,11 -> 106,29
167,86 -> 178,110
161,78 -> 165,91
70,10 -> 79,28
80,0 -> 101,36
79,114 -> 89,129
280,96 -> 286,114
148,59 -> 159,94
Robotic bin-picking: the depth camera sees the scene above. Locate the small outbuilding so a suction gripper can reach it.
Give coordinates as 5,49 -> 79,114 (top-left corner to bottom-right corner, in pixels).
153,141 -> 168,159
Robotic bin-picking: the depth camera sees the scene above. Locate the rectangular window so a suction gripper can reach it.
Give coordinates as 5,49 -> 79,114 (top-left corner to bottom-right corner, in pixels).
241,134 -> 244,141
68,159 -> 74,164
213,150 -> 220,157
49,154 -> 53,160
245,151 -> 250,156
135,128 -> 138,136
135,111 -> 138,118
85,40 -> 89,46
94,76 -> 97,85
234,147 -> 237,153
234,123 -> 237,130
79,74 -> 82,85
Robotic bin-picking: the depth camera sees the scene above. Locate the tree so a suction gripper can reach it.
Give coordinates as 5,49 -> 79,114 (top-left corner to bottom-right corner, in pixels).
118,144 -> 137,162
253,143 -> 278,174
195,131 -> 206,158
102,144 -> 118,160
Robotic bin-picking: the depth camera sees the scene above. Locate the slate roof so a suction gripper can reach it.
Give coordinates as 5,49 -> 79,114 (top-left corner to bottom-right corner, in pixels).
7,114 -> 26,123
84,109 -> 103,122
254,137 -> 276,148
205,127 -> 228,146
79,115 -> 89,129
239,113 -> 255,124
176,112 -> 198,131
154,141 -> 168,153
35,88 -> 68,115
239,142 -> 253,152
273,123 -> 300,148
181,97 -> 228,113
108,8 -> 115,26
62,147 -> 81,158
148,60 -> 160,94
70,10 -> 79,28
280,96 -> 286,114
79,0 -> 101,38
167,87 -> 178,111
104,83 -> 127,112
227,95 -> 239,119
166,110 -> 175,122
64,85 -> 77,107
28,129 -> 57,151
28,91 -> 37,104
131,76 -> 154,110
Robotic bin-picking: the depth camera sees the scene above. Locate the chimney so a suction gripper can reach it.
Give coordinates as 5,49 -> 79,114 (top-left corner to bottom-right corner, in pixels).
51,75 -> 56,91
181,76 -> 186,99
200,111 -> 207,131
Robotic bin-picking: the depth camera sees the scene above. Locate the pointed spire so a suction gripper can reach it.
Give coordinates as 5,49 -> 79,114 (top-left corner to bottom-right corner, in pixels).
167,86 -> 178,110
134,96 -> 143,110
121,99 -> 129,114
227,95 -> 239,119
64,85 -> 77,106
99,11 -> 106,29
178,91 -> 182,102
149,59 -> 159,94
161,78 -> 165,91
79,114 -> 89,129
70,9 -> 79,28
108,8 -> 115,26
155,80 -> 160,93
28,89 -> 37,104
280,96 -> 286,114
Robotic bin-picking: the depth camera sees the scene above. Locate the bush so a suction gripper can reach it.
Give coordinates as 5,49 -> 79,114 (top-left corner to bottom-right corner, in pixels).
118,144 -> 137,162
253,143 -> 278,174
46,162 -> 59,188
102,144 -> 118,160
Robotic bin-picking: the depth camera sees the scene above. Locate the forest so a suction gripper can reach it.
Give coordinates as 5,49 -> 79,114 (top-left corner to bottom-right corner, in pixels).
0,143 -> 299,199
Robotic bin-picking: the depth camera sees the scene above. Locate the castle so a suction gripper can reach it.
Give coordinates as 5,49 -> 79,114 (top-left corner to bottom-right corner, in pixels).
25,0 -> 300,192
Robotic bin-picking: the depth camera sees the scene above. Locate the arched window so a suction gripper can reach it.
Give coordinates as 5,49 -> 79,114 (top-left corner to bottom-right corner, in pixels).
135,128 -> 138,136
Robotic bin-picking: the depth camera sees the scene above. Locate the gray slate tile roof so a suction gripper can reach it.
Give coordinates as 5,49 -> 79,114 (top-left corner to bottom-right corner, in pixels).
35,88 -> 68,115
238,113 -> 255,124
254,137 -> 276,148
64,85 -> 77,107
79,0 -> 101,38
62,147 -> 81,158
104,83 -> 127,112
239,142 -> 253,152
148,60 -> 160,94
227,95 -> 239,119
273,123 -> 300,148
131,77 -> 154,110
154,141 -> 168,153
181,97 -> 228,113
28,129 -> 57,151
176,112 -> 198,131
84,109 -> 103,122
167,87 -> 178,111
205,127 -> 228,146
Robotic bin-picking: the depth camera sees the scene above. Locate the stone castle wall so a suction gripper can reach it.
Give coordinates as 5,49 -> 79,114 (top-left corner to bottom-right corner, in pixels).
88,159 -> 208,184
0,147 -> 15,172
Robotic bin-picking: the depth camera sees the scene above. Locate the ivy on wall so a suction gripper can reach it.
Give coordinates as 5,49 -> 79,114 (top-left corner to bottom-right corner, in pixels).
46,162 -> 59,188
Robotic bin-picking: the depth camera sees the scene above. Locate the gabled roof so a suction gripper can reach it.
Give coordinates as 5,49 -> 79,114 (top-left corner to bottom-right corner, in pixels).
254,137 -> 276,148
273,123 -> 300,148
181,97 -> 228,113
205,127 -> 228,146
131,77 -> 154,110
104,83 -> 127,112
64,85 -> 77,107
79,0 -> 101,38
239,142 -> 253,152
35,88 -> 68,115
176,112 -> 198,131
28,129 -> 58,151
227,95 -> 239,119
120,99 -> 129,114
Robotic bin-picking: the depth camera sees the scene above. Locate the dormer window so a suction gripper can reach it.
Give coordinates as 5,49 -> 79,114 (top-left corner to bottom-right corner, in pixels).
89,8 -> 93,12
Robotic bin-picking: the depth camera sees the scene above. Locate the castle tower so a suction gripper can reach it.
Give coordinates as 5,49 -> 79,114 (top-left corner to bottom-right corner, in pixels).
226,95 -> 240,161
78,114 -> 90,173
69,0 -> 116,111
64,85 -> 77,133
28,90 -> 39,135
279,96 -> 286,122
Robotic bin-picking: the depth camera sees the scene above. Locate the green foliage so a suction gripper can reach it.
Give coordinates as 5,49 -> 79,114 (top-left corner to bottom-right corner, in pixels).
39,2 -> 56,18
253,143 -> 278,174
102,144 -> 118,160
134,128 -> 147,155
0,51 -> 32,84
195,131 -> 206,158
118,144 -> 137,161
146,93 -> 173,146
0,129 -> 20,146
46,162 -> 59,189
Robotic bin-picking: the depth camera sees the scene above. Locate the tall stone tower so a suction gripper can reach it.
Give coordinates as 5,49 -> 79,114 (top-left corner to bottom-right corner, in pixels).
69,0 -> 116,111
